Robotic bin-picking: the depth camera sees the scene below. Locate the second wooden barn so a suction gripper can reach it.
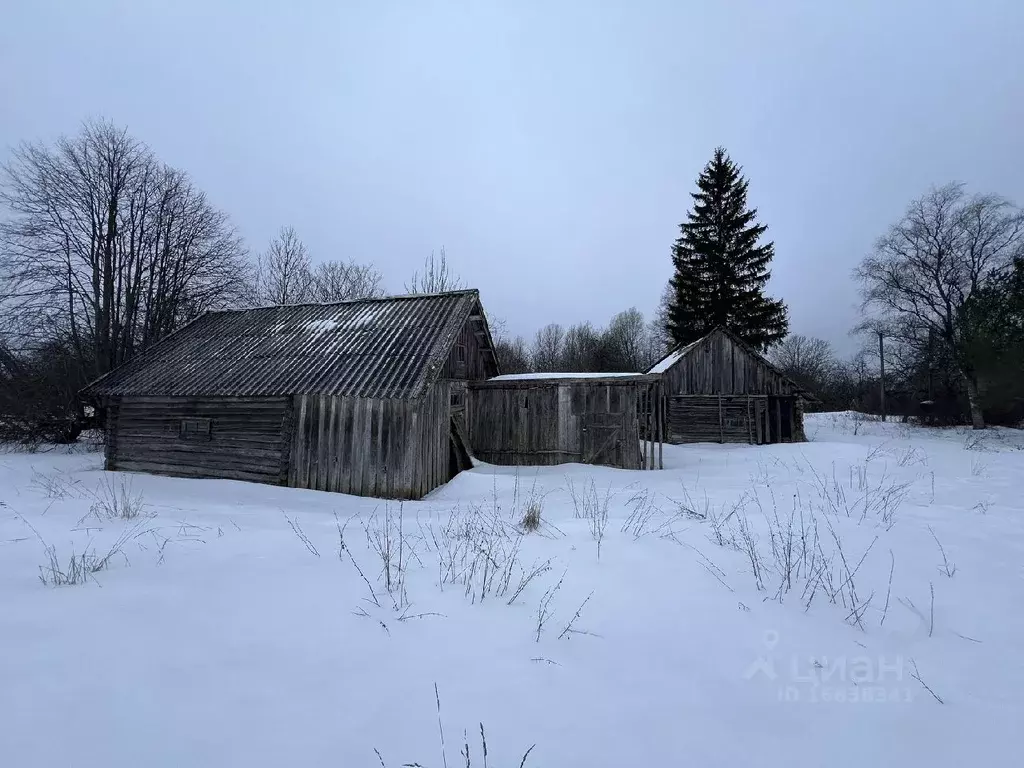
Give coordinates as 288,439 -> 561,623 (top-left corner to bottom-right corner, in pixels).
467,373 -> 664,470
648,327 -> 814,445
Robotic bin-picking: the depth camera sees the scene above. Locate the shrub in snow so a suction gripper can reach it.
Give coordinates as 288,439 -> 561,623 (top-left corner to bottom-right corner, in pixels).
88,475 -> 149,521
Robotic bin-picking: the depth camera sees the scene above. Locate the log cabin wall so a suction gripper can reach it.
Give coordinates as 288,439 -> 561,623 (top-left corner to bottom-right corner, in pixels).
105,396 -> 291,484
665,394 -> 805,445
667,395 -> 757,444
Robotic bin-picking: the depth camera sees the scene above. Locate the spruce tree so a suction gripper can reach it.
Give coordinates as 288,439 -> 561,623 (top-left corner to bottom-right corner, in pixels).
665,147 -> 789,351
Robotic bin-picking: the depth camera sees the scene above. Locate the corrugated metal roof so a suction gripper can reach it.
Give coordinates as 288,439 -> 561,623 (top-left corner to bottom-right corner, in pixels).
485,372 -> 650,382
83,290 -> 488,399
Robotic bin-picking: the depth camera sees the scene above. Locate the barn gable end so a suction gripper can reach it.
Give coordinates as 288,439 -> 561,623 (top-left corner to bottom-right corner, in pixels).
648,328 -> 813,445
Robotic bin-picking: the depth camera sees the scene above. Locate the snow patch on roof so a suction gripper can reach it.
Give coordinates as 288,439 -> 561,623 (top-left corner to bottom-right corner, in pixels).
304,319 -> 339,334
648,339 -> 701,374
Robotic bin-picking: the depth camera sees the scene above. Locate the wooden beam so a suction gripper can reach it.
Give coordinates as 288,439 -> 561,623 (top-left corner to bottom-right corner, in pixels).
657,383 -> 664,469
647,389 -> 654,470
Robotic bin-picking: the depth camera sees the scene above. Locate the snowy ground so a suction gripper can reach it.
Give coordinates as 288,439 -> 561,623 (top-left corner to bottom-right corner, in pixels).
2,413 -> 1022,767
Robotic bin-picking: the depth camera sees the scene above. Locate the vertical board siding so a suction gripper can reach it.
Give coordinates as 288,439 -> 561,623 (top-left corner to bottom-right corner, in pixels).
419,381 -> 452,494
289,391 -> 451,500
467,380 -> 660,470
663,330 -> 796,397
109,396 -> 289,483
441,311 -> 497,381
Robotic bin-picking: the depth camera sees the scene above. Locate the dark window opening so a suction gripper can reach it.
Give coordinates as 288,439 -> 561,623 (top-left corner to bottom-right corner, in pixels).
450,389 -> 465,408
179,417 -> 212,441
456,343 -> 467,363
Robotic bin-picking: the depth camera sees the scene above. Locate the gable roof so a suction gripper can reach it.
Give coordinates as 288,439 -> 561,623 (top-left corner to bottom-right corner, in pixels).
647,326 -> 815,398
82,290 -> 497,400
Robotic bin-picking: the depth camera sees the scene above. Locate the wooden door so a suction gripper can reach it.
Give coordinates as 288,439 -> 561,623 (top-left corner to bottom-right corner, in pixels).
582,413 -> 623,466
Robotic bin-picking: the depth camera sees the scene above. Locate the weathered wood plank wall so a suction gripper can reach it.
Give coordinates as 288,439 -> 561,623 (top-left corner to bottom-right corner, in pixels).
289,384 -> 452,500
663,331 -> 798,397
468,380 -> 659,470
108,396 -> 289,483
417,382 -> 452,498
291,395 -> 411,499
666,394 -> 804,445
441,313 -> 493,381
667,395 -> 756,444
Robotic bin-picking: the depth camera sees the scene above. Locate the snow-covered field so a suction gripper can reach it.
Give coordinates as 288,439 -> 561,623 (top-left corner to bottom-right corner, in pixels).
2,413 -> 1022,767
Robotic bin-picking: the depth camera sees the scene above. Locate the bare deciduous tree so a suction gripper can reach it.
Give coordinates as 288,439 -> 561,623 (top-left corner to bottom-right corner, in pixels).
651,282 -> 674,356
603,307 -> 651,371
0,118 -> 249,387
531,323 -> 565,372
252,227 -> 384,305
769,334 -> 837,392
486,316 -> 531,374
855,183 -> 1024,428
310,260 -> 384,303
405,247 -> 463,294
561,322 -> 602,372
494,335 -> 531,374
253,226 -> 313,305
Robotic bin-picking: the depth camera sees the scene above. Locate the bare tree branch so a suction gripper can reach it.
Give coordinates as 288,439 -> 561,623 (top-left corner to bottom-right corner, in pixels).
405,246 -> 463,294
854,183 -> 1024,428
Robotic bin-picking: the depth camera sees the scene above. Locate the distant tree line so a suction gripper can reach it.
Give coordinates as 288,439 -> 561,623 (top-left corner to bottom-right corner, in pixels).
492,307 -> 663,377
2,121 -> 1021,445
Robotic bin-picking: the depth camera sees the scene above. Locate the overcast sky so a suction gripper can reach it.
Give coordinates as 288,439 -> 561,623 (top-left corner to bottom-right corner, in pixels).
3,0 -> 1022,354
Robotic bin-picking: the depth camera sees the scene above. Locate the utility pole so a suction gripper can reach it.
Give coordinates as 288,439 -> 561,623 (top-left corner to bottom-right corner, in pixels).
878,331 -> 886,422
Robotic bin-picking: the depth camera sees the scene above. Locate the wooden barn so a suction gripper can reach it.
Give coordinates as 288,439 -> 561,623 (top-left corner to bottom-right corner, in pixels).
648,327 -> 814,445
467,373 -> 664,470
81,290 -> 499,499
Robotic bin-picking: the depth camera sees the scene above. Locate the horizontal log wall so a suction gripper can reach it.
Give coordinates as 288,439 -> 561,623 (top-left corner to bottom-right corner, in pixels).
668,395 -> 754,444
666,394 -> 805,445
468,381 -> 650,469
289,386 -> 451,500
108,396 -> 290,484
